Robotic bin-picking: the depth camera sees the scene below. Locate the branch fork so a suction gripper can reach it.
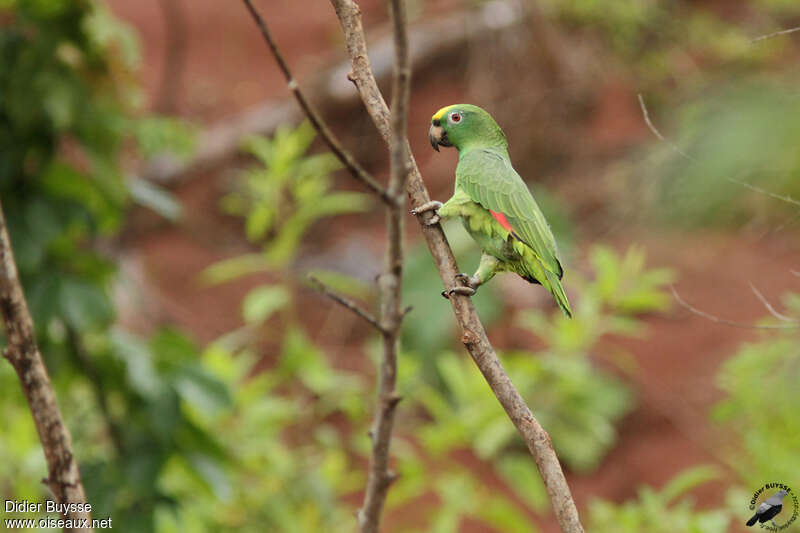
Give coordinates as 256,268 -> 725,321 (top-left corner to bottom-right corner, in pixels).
243,1 -> 585,531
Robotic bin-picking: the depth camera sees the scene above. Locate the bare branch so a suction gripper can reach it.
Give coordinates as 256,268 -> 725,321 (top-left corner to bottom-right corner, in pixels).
748,282 -> 798,323
308,275 -> 385,334
637,93 -> 691,158
0,199 -> 93,531
356,0 -> 410,530
330,1 -> 585,531
791,269 -> 800,277
241,0 -> 395,206
146,3 -> 529,186
752,26 -> 800,43
637,93 -> 800,208
670,285 -> 798,329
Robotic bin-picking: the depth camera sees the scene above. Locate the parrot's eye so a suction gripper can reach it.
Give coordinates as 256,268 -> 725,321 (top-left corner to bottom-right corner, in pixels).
449,112 -> 462,124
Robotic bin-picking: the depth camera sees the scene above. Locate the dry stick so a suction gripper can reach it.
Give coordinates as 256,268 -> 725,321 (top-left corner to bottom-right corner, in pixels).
748,282 -> 798,323
357,0 -> 410,531
752,26 -> 800,43
241,0 -> 395,206
670,286 -> 798,330
637,93 -> 800,208
329,1 -> 585,532
308,275 -> 386,334
0,199 -> 93,533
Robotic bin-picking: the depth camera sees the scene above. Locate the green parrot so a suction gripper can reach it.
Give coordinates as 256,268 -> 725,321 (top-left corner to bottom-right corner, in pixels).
412,104 -> 572,317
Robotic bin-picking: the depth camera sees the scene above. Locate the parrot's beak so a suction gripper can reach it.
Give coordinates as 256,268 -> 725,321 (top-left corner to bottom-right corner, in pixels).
429,122 -> 450,151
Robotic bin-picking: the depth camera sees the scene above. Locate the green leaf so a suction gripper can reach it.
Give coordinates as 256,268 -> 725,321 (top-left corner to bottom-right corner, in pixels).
661,465 -> 721,504
58,276 -> 114,329
242,285 -> 290,324
175,366 -> 233,416
497,454 -> 549,512
199,253 -> 270,285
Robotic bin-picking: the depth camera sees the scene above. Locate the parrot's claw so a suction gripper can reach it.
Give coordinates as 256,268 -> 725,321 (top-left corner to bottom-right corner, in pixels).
411,201 -> 443,226
443,286 -> 476,299
454,273 -> 480,289
441,272 -> 480,298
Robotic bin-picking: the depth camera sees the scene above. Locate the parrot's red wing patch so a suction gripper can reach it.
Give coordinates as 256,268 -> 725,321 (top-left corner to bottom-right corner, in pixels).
490,210 -> 513,232
491,210 -> 525,243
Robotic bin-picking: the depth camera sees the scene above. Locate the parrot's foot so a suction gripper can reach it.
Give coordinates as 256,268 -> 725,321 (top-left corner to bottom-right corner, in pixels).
441,273 -> 480,299
454,273 -> 480,289
411,200 -> 443,226
441,286 -> 476,299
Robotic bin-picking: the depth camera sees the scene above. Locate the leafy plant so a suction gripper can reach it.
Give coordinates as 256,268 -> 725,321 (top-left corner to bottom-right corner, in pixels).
712,298 -> 800,484
640,83 -> 800,227
404,245 -> 673,478
218,122 -> 369,268
0,1 -> 200,530
588,466 -> 729,533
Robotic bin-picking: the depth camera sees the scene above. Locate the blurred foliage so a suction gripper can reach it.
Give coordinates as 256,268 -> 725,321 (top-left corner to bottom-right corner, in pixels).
541,0 -> 799,79
219,122 -> 369,268
588,465 -> 730,533
153,330 -> 368,532
409,244 -> 672,473
638,83 -> 800,228
203,121 -> 372,348
0,1 -> 200,531
712,297 -> 800,484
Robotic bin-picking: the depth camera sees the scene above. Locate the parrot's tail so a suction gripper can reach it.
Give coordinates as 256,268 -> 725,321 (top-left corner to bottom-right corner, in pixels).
746,514 -> 759,527
544,270 -> 572,318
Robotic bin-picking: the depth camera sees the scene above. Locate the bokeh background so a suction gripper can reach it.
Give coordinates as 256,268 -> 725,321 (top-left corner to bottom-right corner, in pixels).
2,0 -> 800,531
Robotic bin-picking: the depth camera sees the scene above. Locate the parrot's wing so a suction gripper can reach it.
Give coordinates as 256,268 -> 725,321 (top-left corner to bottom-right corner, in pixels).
757,502 -> 772,513
457,149 -> 563,277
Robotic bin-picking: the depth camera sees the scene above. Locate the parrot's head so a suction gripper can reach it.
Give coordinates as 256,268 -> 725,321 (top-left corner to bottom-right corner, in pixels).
429,104 -> 507,152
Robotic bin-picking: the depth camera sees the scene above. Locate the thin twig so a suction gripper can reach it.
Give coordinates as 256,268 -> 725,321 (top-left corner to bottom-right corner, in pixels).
637,93 -> 800,208
144,4 -> 526,186
308,275 -> 385,334
241,0 -> 395,206
0,198 -> 93,531
329,1 -> 585,531
637,94 -> 691,158
752,26 -> 800,43
356,0 -> 410,531
791,269 -> 800,277
670,285 -> 798,330
748,282 -> 798,323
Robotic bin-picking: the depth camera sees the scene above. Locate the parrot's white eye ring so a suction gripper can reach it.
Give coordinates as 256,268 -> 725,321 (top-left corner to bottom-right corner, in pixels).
449,112 -> 462,124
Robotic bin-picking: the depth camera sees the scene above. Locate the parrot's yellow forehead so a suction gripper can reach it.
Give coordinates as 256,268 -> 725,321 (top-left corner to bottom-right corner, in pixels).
431,105 -> 454,122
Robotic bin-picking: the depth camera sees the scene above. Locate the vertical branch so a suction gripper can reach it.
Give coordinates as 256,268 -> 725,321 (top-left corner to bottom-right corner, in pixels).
358,0 -> 410,531
0,199 -> 93,532
239,1 -> 407,530
329,1 -> 585,532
